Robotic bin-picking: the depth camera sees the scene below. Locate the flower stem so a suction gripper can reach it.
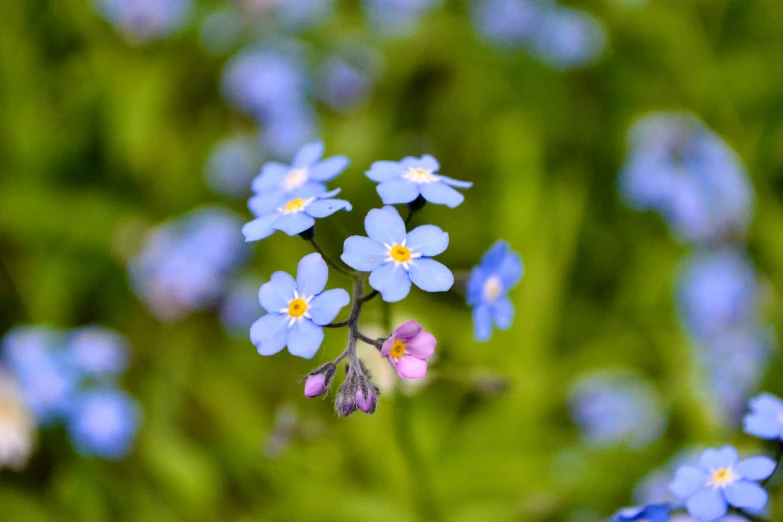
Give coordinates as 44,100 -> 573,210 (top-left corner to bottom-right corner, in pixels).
307,237 -> 355,278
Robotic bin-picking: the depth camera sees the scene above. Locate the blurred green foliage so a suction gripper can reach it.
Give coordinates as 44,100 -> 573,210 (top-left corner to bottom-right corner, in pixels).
2,0 -> 783,520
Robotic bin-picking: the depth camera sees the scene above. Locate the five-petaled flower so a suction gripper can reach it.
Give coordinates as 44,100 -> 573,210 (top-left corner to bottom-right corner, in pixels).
249,141 -> 349,213
366,155 -> 472,208
609,504 -> 670,522
744,393 -> 783,441
380,321 -> 436,379
467,240 -> 524,341
341,206 -> 454,302
251,253 -> 350,359
669,445 -> 775,521
242,188 -> 352,242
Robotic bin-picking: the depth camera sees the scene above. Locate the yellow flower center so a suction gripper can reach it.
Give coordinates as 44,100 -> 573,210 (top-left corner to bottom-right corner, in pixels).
389,339 -> 405,358
284,198 -> 307,213
710,467 -> 737,488
404,167 -> 436,183
483,276 -> 503,302
390,244 -> 411,263
281,168 -> 308,191
288,298 -> 308,318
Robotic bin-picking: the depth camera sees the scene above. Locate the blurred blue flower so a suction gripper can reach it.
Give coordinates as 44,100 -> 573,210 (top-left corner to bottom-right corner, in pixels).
317,55 -> 376,111
670,446 -> 774,521
471,0 -> 540,49
569,371 -> 666,448
205,135 -> 261,198
467,240 -> 523,341
65,326 -> 128,380
529,7 -> 605,70
245,0 -> 333,31
261,104 -> 320,159
221,277 -> 265,335
1,327 -> 58,380
68,389 -> 141,460
363,0 -> 443,37
342,206 -> 454,302
130,207 -> 248,321
251,254 -> 349,359
744,393 -> 783,441
366,155 -> 472,208
242,188 -> 352,242
249,141 -> 349,211
619,113 -> 753,244
609,505 -> 669,522
93,0 -> 191,43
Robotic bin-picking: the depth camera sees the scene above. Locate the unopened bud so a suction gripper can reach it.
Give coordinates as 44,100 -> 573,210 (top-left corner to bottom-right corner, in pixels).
304,374 -> 327,398
356,388 -> 377,414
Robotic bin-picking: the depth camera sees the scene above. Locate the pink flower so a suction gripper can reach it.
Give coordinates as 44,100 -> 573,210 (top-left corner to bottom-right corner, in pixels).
381,321 -> 436,379
304,374 -> 326,398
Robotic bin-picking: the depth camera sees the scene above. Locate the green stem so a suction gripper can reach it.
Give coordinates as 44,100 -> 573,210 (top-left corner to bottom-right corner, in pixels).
308,238 -> 355,278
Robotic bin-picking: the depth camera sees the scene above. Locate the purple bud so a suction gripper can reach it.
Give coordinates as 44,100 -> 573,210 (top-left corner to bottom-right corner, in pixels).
342,402 -> 356,417
304,374 -> 326,398
356,388 -> 377,414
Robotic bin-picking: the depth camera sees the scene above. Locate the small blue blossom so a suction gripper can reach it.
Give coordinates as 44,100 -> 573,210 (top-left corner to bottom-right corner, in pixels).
65,326 -> 128,379
471,0 -> 540,49
363,0 -> 443,37
467,240 -> 523,341
610,505 -> 669,522
243,188 -> 352,242
529,7 -> 606,70
366,155 -> 472,208
68,389 -> 141,460
341,206 -> 454,302
93,0 -> 191,43
670,446 -> 775,521
249,141 -> 349,211
317,54 -> 378,111
205,135 -> 260,198
251,254 -> 350,359
744,393 -> 783,441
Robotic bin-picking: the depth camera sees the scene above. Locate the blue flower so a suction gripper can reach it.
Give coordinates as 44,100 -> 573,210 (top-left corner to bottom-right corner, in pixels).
341,206 -> 454,302
251,254 -> 350,359
670,446 -> 775,521
363,0 -> 443,37
205,135 -> 260,198
68,388 -> 141,460
744,393 -> 783,441
65,326 -> 128,379
529,7 -> 606,71
466,240 -> 523,341
94,0 -> 192,43
610,505 -> 670,522
366,155 -> 472,208
249,141 -> 349,211
243,188 -> 352,242
471,0 -> 540,48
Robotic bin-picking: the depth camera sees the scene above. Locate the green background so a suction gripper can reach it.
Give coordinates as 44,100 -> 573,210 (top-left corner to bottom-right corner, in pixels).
1,0 -> 782,520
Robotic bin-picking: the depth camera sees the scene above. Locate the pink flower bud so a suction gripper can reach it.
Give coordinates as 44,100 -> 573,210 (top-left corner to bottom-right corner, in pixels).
304,374 -> 326,398
356,388 -> 376,413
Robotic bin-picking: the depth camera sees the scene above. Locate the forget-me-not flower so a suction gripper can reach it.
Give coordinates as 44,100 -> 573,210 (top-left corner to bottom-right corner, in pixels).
341,206 -> 454,302
251,254 -> 350,359
366,155 -> 472,208
243,188 -> 352,242
744,393 -> 783,441
94,0 -> 192,43
467,240 -> 523,341
249,142 -> 349,212
68,388 -> 141,460
65,326 -> 128,379
670,446 -> 775,521
610,505 -> 670,522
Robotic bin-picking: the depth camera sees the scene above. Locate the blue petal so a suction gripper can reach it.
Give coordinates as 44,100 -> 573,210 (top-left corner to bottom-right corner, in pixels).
405,225 -> 449,257
750,393 -> 783,415
341,236 -> 387,272
306,198 -> 352,218
292,141 -> 324,168
401,156 -> 433,170
466,267 -> 489,306
419,154 -> 440,171
251,162 -> 288,192
473,303 -> 493,342
377,179 -> 421,205
309,156 -> 349,181
365,206 -> 407,245
242,214 -> 280,242
369,263 -> 412,302
286,319 -> 324,359
317,188 -> 342,199
250,313 -> 289,356
273,212 -> 315,236
420,182 -> 465,208
735,457 -> 777,481
744,411 -> 782,439
366,160 -> 405,182
724,481 -> 768,511
670,466 -> 709,498
290,181 -> 330,199
700,446 -> 739,470
686,487 -> 727,521
248,191 -> 286,217
438,175 -> 473,188
258,272 -> 296,313
493,297 -> 514,330
499,249 -> 524,290
296,253 -> 328,297
479,240 -> 510,273
307,289 -> 350,325
409,258 -> 454,293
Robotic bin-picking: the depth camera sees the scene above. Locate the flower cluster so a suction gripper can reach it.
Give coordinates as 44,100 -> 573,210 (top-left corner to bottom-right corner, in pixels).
242,142 -> 523,415
610,392 -> 783,522
0,325 -> 141,463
